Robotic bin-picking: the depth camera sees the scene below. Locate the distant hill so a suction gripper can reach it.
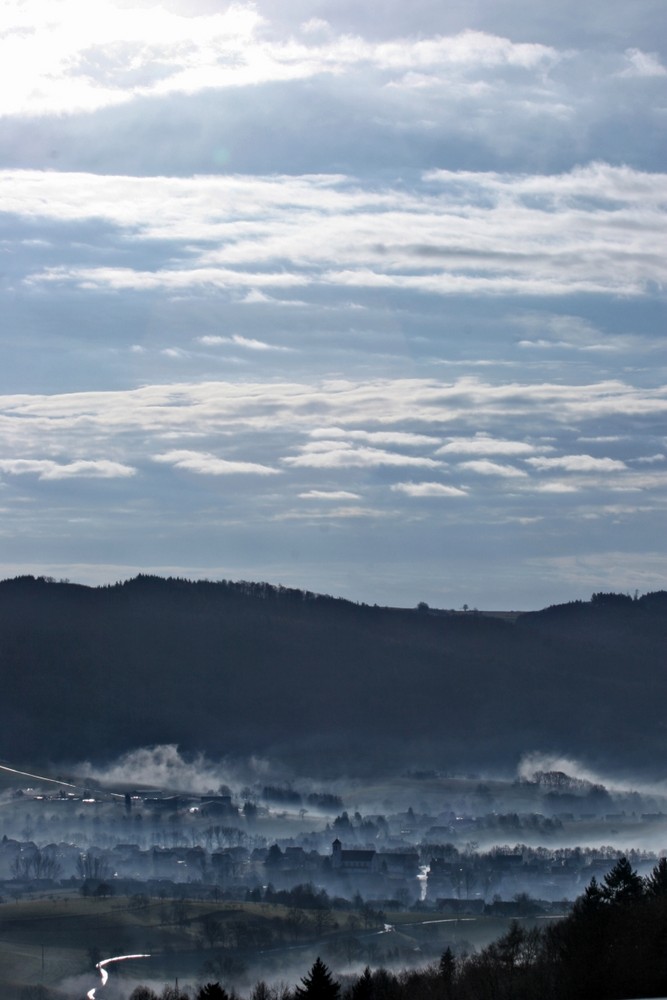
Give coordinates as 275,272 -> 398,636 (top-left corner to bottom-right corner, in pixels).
0,575 -> 665,776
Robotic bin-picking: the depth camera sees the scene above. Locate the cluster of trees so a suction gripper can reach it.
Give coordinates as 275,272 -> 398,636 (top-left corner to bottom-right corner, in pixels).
129,857 -> 667,1000
9,847 -> 62,880
130,987 -> 237,1000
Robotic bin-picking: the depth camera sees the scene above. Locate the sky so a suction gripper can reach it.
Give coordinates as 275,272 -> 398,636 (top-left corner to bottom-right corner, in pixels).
0,0 -> 665,610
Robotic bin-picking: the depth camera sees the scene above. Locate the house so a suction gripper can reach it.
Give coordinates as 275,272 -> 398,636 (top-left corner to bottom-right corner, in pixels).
374,851 -> 420,877
331,838 -> 375,871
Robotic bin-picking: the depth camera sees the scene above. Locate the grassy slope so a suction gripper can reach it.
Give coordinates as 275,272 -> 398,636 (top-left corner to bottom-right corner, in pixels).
0,892 -> 530,997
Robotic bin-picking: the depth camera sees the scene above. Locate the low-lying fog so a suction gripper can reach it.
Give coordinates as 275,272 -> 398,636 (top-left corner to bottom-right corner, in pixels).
1,745 -> 665,999
3,744 -> 667,856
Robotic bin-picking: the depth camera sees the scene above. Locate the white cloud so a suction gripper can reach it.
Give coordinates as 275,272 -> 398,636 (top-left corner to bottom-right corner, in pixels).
197,334 -> 291,351
0,0 -> 264,116
0,0 -> 564,119
622,48 -> 667,77
1,377 -> 665,446
285,505 -> 383,520
0,1 -> 664,612
283,444 -> 442,470
310,427 -> 441,447
300,18 -> 332,37
513,311 -> 659,355
239,290 -> 308,307
459,459 -> 528,477
534,481 -> 580,493
0,371 -> 663,608
153,450 -> 279,476
299,489 -> 361,500
437,434 -> 542,456
392,481 -> 468,497
526,455 -> 627,472
631,454 -> 665,465
162,347 -> 189,359
11,162 -> 665,300
0,458 -> 135,479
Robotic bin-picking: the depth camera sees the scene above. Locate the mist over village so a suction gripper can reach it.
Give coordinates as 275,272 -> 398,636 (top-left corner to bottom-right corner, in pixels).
0,0 -> 666,997
1,580 -> 666,998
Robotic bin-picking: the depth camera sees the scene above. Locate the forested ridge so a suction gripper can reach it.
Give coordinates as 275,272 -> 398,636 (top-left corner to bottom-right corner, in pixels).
0,575 -> 665,774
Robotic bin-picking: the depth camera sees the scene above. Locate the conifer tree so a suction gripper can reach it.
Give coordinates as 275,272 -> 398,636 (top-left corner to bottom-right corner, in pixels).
294,957 -> 340,999
197,984 -> 232,1000
601,856 -> 644,905
349,966 -> 373,1000
645,856 -> 667,897
439,946 -> 456,996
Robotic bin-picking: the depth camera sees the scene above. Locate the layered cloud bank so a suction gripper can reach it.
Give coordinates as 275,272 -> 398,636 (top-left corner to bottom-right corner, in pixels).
0,374 -> 664,607
0,0 -> 664,608
5,163 -> 665,300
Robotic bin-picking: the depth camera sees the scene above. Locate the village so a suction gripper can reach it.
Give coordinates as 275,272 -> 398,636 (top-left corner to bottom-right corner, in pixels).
1,775 -> 665,915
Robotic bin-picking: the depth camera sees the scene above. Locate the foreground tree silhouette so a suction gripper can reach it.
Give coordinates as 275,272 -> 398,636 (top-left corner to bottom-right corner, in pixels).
349,966 -> 373,1000
601,855 -> 644,905
645,855 -> 667,896
197,984 -> 232,1000
294,957 -> 340,999
438,946 -> 456,998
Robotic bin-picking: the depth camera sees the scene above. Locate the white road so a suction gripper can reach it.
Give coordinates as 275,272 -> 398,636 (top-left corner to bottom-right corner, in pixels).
0,760 -> 124,798
0,762 -> 78,790
86,953 -> 151,999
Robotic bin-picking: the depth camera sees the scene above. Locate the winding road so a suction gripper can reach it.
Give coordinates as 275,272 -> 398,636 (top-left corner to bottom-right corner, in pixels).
86,953 -> 151,999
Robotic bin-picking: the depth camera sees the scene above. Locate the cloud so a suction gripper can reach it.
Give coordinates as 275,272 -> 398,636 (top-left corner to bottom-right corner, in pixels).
7,162 -> 665,302
0,2 -> 563,119
0,367 -> 662,608
1,377 -> 665,449
0,2 -> 664,613
534,481 -> 580,493
275,503 -> 384,520
621,48 -> 667,77
526,455 -> 627,472
459,459 -> 528,477
437,434 -> 543,456
81,743 -> 273,796
0,458 -> 135,479
0,1 -> 264,116
299,490 -> 362,500
239,290 -> 308,307
197,334 -> 292,351
153,450 -> 279,476
283,443 -> 442,470
513,312 -> 659,355
161,347 -> 189,359
300,18 -> 332,37
310,427 -> 441,447
392,481 -> 468,497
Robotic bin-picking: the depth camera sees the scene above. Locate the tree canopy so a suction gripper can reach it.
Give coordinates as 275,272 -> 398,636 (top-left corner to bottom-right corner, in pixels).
294,957 -> 340,999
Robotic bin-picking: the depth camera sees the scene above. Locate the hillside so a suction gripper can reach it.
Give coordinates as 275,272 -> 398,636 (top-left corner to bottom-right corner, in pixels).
0,576 -> 665,776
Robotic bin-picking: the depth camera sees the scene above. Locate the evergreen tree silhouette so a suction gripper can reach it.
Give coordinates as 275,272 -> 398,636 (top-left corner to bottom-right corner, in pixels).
439,946 -> 456,997
197,984 -> 231,1000
349,966 -> 373,999
294,957 -> 340,999
601,856 -> 644,904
